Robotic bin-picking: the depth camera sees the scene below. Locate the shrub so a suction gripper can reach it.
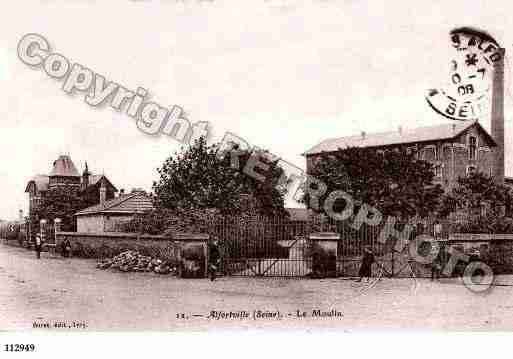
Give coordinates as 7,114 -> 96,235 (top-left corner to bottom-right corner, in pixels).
455,215 -> 513,234
116,208 -> 221,235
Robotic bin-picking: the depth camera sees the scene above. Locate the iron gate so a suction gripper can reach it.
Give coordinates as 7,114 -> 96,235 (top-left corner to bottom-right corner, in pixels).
210,216 -> 438,278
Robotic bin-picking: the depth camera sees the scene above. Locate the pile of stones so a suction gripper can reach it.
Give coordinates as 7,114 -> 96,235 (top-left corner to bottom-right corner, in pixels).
96,250 -> 176,274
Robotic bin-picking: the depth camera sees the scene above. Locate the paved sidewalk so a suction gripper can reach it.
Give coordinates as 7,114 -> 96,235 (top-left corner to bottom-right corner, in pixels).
1,243 -> 513,331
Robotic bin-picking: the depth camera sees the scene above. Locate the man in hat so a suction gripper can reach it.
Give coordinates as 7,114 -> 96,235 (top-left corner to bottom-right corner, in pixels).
431,251 -> 442,281
356,246 -> 375,282
35,233 -> 42,259
208,239 -> 221,281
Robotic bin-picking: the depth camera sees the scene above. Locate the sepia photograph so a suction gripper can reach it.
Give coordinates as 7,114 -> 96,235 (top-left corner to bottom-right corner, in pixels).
1,0 -> 512,356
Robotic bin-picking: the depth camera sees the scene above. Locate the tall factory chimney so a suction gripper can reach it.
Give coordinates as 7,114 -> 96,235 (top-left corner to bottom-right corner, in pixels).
491,48 -> 506,184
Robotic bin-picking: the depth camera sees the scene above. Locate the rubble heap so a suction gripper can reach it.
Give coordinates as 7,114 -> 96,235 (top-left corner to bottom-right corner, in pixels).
96,250 -> 177,275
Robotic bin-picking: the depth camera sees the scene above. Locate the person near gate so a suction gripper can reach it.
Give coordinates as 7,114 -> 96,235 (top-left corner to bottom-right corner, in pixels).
356,246 -> 375,282
35,233 -> 42,259
208,239 -> 221,281
61,239 -> 72,258
431,220 -> 443,280
431,247 -> 442,281
433,220 -> 443,240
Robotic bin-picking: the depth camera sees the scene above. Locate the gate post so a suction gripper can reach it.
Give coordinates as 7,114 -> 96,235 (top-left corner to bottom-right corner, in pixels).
175,233 -> 209,278
40,219 -> 47,245
391,250 -> 395,278
309,232 -> 339,278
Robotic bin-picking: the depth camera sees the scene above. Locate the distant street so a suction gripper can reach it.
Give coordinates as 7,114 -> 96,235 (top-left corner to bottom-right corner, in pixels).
2,243 -> 513,331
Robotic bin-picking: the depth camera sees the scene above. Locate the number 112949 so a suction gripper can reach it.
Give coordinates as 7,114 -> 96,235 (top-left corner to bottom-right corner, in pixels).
4,344 -> 36,352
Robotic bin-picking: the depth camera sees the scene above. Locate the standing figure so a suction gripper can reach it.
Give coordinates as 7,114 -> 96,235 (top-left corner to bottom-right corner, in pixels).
431,252 -> 442,281
433,220 -> 442,240
356,246 -> 374,282
62,239 -> 72,258
208,239 -> 221,282
35,234 -> 42,259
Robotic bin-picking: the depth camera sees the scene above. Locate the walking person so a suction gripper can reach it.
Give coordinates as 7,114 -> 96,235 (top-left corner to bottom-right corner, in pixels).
431,252 -> 442,281
433,220 -> 442,240
208,239 -> 221,282
61,239 -> 72,258
356,246 -> 375,282
431,220 -> 443,281
35,233 -> 42,259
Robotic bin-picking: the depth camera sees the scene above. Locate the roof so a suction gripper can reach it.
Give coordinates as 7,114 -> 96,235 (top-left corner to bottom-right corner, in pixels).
75,191 -> 154,216
25,174 -> 50,192
84,174 -> 118,192
25,155 -> 117,192
304,120 -> 496,156
24,173 -> 117,193
49,155 -> 80,177
88,174 -> 103,186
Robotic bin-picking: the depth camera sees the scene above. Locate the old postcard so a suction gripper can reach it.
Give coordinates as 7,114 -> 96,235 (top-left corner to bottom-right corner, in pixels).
1,0 -> 513,354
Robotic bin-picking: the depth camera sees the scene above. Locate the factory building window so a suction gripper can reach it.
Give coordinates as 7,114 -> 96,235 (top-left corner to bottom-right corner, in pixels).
434,164 -> 443,179
466,165 -> 477,177
469,136 -> 477,160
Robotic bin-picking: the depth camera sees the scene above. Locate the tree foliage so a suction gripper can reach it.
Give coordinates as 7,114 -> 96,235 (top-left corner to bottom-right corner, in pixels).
439,172 -> 513,218
152,137 -> 288,216
454,214 -> 513,234
306,147 -> 444,219
117,207 -> 221,235
35,186 -> 87,232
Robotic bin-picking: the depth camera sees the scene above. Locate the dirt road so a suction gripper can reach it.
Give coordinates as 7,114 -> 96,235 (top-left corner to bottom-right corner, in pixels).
1,243 -> 513,331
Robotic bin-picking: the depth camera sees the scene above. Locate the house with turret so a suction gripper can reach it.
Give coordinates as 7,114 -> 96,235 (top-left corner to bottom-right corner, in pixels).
24,155 -> 118,224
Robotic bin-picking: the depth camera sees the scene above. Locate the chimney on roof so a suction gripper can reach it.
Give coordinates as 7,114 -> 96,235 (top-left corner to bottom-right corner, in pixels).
452,123 -> 456,132
361,131 -> 366,140
99,181 -> 107,206
82,162 -> 90,190
120,188 -> 125,196
18,209 -> 23,221
491,48 -> 505,185
398,126 -> 403,135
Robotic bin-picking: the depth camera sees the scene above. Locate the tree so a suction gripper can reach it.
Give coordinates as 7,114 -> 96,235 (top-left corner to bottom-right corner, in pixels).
152,137 -> 288,216
439,172 -> 513,218
306,147 -> 444,219
35,186 -> 87,232
118,207 -> 222,235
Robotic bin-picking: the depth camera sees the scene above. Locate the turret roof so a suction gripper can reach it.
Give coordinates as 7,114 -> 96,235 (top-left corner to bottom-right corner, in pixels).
49,155 -> 80,177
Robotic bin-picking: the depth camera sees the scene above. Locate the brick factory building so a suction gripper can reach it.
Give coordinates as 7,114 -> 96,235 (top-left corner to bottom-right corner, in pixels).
304,120 -> 497,192
305,41 -> 507,193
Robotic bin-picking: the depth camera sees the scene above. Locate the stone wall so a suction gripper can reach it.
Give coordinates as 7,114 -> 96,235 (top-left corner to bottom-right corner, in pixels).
76,216 -> 104,233
55,231 -> 181,262
448,234 -> 513,274
485,241 -> 513,274
76,214 -> 134,233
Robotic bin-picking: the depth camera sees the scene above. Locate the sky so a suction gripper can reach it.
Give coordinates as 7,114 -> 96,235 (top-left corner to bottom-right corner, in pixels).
1,0 -> 513,220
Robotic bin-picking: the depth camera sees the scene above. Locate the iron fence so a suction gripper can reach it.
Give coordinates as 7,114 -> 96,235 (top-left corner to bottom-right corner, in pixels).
204,216 -> 456,278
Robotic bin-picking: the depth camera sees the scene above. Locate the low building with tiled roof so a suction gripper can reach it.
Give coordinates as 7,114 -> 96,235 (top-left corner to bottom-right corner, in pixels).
305,120 -> 498,191
75,190 -> 154,233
